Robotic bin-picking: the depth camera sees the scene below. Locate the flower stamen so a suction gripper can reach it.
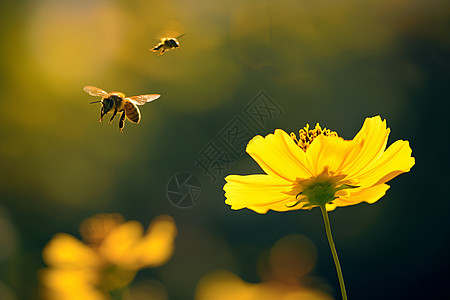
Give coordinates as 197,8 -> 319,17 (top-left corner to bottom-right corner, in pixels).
290,123 -> 338,151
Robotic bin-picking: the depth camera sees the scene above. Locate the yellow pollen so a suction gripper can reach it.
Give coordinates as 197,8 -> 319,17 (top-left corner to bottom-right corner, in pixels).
290,123 -> 338,151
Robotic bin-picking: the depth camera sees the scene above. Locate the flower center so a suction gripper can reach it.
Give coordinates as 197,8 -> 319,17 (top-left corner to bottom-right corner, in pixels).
98,264 -> 136,292
299,182 -> 337,207
290,123 -> 338,151
293,180 -> 359,208
80,213 -> 124,248
284,167 -> 359,209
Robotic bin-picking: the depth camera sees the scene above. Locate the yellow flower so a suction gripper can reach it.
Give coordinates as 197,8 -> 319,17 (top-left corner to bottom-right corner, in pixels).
40,214 -> 177,300
195,270 -> 333,300
195,235 -> 333,300
224,116 -> 415,213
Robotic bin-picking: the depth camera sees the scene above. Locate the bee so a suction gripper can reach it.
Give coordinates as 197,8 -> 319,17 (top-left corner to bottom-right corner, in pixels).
84,86 -> 161,133
151,34 -> 185,55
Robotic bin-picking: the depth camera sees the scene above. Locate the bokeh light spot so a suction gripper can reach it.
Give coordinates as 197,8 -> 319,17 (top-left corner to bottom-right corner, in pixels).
26,0 -> 124,87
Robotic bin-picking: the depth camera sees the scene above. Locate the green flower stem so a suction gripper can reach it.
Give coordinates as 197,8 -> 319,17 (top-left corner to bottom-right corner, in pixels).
319,205 -> 347,300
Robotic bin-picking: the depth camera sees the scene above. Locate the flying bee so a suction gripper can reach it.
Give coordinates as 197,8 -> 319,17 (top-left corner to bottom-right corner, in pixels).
151,34 -> 185,55
84,86 -> 161,133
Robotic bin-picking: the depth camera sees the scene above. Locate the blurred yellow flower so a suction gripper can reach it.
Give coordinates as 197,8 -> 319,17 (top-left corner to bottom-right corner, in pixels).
195,235 -> 333,300
196,272 -> 333,300
224,116 -> 415,213
40,214 -> 177,300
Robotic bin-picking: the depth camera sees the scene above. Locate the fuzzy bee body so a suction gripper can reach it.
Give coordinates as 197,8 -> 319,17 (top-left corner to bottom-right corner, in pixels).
84,86 -> 160,133
151,34 -> 185,55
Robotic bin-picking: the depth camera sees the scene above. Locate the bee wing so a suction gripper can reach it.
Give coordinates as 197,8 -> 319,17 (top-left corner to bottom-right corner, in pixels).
126,94 -> 161,105
156,29 -> 183,40
84,86 -> 109,97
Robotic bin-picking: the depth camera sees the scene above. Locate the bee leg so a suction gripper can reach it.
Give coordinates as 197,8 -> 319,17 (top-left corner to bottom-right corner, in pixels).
100,106 -> 105,122
152,44 -> 162,52
109,108 -> 118,124
119,110 -> 126,133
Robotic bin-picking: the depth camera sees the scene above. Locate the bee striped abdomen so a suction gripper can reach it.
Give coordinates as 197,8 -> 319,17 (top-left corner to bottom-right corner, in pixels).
124,101 -> 141,124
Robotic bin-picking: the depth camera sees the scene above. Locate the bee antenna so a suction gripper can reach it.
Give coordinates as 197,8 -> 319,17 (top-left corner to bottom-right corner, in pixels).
176,33 -> 185,39
89,100 -> 102,104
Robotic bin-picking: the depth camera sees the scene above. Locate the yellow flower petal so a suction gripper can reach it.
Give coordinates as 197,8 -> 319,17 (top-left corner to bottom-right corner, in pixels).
246,130 -> 313,181
40,268 -> 106,300
133,215 -> 177,268
350,140 -> 415,187
335,184 -> 390,206
98,221 -> 144,268
305,134 -> 361,177
224,174 -> 300,214
98,216 -> 177,270
42,233 -> 101,269
195,270 -> 254,300
341,116 -> 391,175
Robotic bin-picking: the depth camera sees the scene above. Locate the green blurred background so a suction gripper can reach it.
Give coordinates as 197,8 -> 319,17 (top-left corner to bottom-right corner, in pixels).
0,0 -> 449,299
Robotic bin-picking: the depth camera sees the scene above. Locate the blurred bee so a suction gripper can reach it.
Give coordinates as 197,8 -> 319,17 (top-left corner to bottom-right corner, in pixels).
151,34 -> 185,56
84,86 -> 161,133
